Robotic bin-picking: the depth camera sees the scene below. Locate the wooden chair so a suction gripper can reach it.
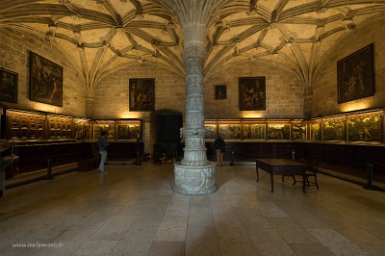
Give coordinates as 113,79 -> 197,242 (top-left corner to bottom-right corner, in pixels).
292,159 -> 319,190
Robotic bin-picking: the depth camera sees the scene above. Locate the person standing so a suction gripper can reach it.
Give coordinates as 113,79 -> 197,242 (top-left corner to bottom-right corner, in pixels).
97,131 -> 109,173
214,136 -> 226,167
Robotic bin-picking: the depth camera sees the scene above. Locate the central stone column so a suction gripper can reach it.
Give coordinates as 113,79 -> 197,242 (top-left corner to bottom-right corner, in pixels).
173,24 -> 217,195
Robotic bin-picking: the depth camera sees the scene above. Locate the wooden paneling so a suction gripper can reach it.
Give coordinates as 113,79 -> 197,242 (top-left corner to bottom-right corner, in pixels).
206,141 -> 385,183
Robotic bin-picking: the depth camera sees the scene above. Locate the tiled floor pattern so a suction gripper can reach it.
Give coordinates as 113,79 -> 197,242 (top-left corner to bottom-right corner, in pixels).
1,162 -> 385,256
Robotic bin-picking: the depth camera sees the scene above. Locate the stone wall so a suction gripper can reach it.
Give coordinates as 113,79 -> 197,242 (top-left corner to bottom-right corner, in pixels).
91,59 -> 305,152
92,65 -> 185,152
311,22 -> 385,117
205,59 -> 305,119
0,28 -> 87,117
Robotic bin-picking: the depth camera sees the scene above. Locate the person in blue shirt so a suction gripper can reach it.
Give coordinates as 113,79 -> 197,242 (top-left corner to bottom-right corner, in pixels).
97,131 -> 109,172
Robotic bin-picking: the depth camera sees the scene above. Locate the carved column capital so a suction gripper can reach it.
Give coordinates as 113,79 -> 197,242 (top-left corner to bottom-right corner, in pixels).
183,44 -> 206,61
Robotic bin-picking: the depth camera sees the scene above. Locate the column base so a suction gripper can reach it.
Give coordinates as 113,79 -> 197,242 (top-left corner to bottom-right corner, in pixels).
173,161 -> 217,195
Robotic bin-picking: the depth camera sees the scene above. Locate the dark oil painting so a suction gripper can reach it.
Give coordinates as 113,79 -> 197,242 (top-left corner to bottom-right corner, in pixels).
129,78 -> 154,111
0,68 -> 18,103
29,52 -> 63,107
215,85 -> 227,100
337,44 -> 374,103
239,77 -> 266,110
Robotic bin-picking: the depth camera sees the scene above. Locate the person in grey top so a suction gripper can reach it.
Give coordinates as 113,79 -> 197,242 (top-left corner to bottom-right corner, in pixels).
97,131 -> 109,172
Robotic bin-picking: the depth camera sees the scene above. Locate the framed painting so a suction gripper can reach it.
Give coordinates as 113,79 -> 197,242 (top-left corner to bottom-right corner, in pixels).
337,44 -> 375,103
0,67 -> 18,103
310,120 -> 322,141
73,119 -> 92,140
129,78 -> 154,111
242,123 -> 266,140
347,112 -> 382,143
239,77 -> 266,110
205,122 -> 218,140
292,122 -> 307,140
322,118 -> 346,141
215,85 -> 227,100
92,122 -> 115,140
218,122 -> 241,140
267,123 -> 290,140
116,120 -> 142,141
29,52 -> 63,107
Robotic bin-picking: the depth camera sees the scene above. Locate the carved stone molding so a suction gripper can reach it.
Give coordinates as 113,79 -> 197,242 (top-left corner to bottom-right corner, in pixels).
173,162 -> 217,195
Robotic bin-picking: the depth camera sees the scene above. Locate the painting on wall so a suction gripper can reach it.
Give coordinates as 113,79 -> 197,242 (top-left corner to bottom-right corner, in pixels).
74,119 -> 92,140
337,44 -> 375,103
323,118 -> 346,141
93,122 -> 116,140
116,120 -> 142,141
0,67 -> 18,103
292,122 -> 307,140
310,120 -> 322,141
215,85 -> 227,100
218,123 -> 241,140
242,123 -> 266,140
239,77 -> 266,110
267,123 -> 291,140
129,78 -> 154,111
205,123 -> 218,140
29,52 -> 63,107
347,113 -> 382,142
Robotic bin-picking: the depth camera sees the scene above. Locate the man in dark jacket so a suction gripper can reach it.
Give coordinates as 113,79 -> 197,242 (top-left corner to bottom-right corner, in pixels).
97,131 -> 109,172
214,136 -> 225,166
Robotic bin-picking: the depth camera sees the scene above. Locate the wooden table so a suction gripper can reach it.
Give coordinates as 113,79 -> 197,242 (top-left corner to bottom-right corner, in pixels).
1,154 -> 19,198
256,158 -> 306,193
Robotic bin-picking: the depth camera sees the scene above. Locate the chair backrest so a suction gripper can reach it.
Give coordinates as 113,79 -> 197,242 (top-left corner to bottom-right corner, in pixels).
307,159 -> 318,173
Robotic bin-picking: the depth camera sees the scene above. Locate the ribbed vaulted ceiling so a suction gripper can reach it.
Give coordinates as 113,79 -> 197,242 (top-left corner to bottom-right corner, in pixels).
1,0 -> 385,88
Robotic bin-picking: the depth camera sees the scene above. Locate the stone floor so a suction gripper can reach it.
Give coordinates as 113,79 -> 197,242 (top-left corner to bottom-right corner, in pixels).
1,162 -> 385,256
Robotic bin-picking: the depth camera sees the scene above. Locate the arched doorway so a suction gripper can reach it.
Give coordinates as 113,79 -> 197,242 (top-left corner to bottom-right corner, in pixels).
152,109 -> 183,163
